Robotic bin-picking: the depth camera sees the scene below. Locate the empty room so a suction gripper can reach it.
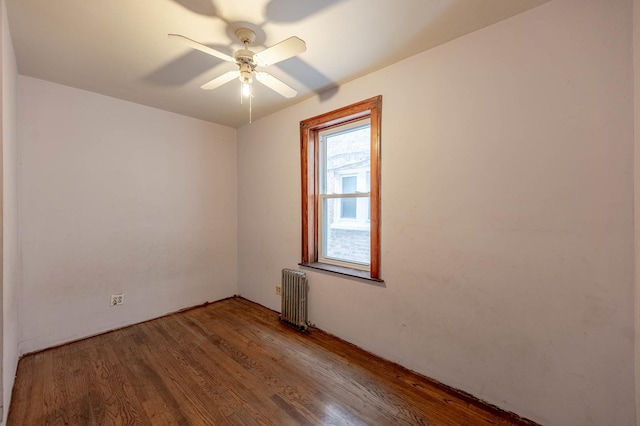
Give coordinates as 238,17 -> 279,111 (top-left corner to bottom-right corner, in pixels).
0,0 -> 638,424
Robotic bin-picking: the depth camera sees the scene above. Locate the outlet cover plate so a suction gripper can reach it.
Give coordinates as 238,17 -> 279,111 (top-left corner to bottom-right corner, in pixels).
111,293 -> 124,306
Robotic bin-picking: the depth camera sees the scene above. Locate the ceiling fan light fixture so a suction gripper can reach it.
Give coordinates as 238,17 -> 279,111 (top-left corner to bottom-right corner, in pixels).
239,68 -> 253,97
242,81 -> 252,97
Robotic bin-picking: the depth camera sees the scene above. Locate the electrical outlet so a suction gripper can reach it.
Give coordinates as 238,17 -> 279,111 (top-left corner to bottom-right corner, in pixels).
275,286 -> 281,295
110,293 -> 124,306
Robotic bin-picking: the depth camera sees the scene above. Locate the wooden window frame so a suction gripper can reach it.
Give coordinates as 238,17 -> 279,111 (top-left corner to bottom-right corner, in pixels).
300,96 -> 382,282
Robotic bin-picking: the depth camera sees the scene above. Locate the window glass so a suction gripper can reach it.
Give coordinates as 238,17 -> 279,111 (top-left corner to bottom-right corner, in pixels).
342,176 -> 357,193
322,198 -> 370,265
340,176 -> 357,219
319,119 -> 371,267
321,125 -> 370,194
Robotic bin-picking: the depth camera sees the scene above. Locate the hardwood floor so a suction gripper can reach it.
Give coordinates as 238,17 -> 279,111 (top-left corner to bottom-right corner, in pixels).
8,297 -> 535,425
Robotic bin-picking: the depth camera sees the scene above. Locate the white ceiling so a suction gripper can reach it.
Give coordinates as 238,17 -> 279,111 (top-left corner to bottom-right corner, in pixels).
6,0 -> 548,128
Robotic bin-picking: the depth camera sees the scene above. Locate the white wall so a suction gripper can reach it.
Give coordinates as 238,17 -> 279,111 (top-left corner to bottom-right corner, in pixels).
17,76 -> 238,353
238,0 -> 635,424
1,0 -> 18,421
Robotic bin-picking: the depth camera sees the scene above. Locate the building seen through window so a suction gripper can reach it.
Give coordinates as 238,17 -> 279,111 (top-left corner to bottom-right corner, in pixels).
319,120 -> 370,267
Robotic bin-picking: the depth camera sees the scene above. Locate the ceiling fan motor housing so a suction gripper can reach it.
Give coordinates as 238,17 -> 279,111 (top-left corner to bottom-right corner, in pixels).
235,49 -> 255,65
236,51 -> 255,84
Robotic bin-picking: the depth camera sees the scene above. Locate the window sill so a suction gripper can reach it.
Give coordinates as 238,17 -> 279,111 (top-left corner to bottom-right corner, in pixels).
299,262 -> 384,283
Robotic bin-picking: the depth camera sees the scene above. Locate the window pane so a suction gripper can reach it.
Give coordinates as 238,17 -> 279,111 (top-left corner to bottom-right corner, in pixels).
341,198 -> 356,218
322,123 -> 370,195
340,176 -> 357,218
342,176 -> 357,193
322,198 -> 370,265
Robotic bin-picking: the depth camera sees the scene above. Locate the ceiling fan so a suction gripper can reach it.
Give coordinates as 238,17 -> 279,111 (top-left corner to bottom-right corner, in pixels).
169,28 -> 306,99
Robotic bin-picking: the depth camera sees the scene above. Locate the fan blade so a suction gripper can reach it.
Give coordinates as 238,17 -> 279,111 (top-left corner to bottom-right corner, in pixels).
201,71 -> 240,90
168,34 -> 235,63
254,36 -> 306,66
255,72 -> 297,98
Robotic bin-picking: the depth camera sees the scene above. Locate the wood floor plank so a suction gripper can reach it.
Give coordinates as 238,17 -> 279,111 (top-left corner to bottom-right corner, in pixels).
181,311 -> 323,424
200,301 -> 448,425
7,297 -> 537,426
57,344 -> 93,424
135,321 -> 225,425
186,307 -> 338,424
8,354 -> 41,424
108,328 -> 188,425
85,342 -> 148,425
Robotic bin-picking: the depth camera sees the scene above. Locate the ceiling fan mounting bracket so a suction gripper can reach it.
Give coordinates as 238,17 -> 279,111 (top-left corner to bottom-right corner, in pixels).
235,28 -> 256,45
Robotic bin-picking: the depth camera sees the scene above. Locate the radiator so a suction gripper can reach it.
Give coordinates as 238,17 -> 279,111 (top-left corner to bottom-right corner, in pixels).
280,269 -> 308,331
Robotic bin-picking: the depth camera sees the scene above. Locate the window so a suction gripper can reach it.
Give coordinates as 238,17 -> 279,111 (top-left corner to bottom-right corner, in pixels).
300,96 -> 382,281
